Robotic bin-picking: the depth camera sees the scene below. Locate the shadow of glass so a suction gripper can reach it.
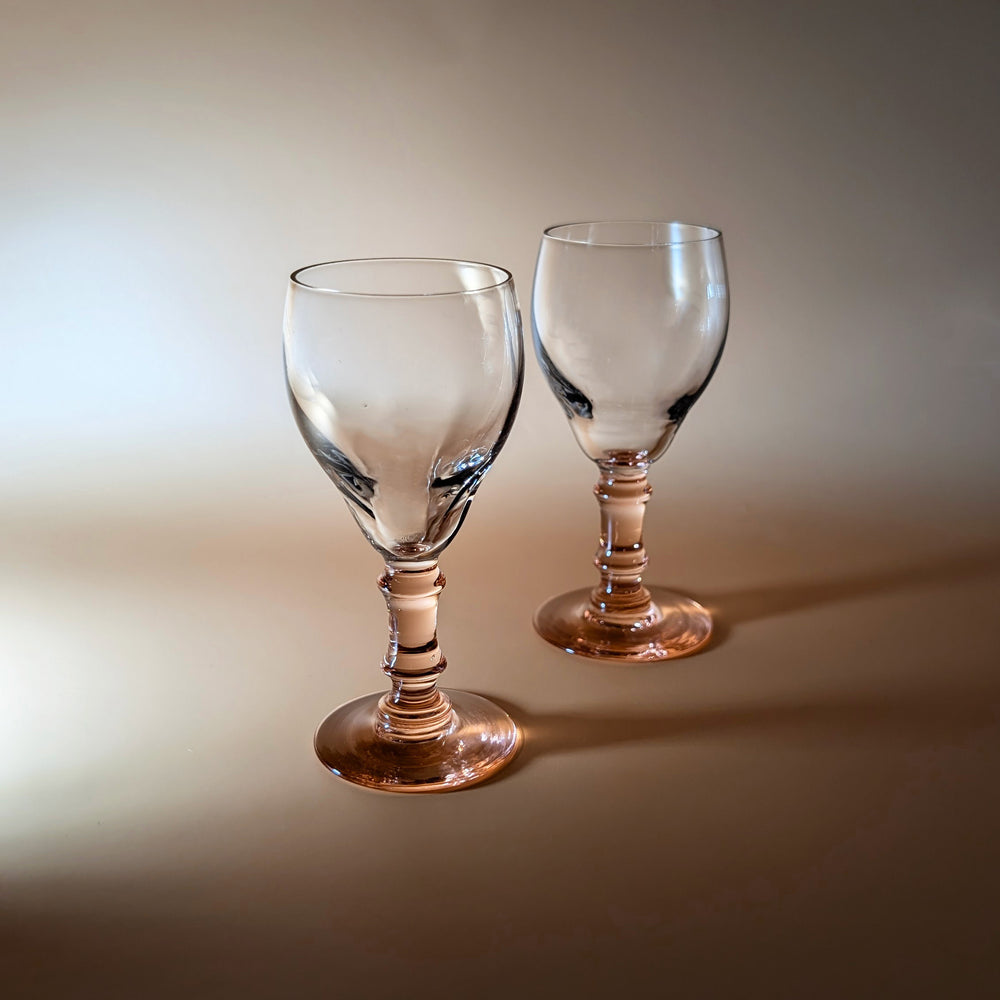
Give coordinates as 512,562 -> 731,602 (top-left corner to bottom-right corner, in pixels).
695,544 -> 1000,649
479,689 -> 1000,782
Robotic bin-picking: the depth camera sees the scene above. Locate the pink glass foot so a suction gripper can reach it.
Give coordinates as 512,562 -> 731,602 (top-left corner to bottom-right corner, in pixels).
315,689 -> 521,792
534,585 -> 712,662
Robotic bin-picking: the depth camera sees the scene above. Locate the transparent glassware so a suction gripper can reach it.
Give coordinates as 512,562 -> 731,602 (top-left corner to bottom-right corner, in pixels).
532,221 -> 729,660
284,258 -> 524,790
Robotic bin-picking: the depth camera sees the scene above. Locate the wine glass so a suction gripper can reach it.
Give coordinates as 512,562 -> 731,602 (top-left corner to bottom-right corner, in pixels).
532,221 -> 729,661
284,258 -> 524,791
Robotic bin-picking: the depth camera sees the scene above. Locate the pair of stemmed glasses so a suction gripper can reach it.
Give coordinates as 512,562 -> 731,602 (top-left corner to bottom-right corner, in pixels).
283,221 -> 729,792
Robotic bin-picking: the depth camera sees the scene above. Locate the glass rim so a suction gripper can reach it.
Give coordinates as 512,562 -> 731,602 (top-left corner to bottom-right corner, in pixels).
542,220 -> 722,247
289,257 -> 514,298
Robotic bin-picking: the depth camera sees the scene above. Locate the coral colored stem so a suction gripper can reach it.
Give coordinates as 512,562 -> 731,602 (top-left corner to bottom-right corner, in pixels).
376,561 -> 454,741
589,463 -> 657,627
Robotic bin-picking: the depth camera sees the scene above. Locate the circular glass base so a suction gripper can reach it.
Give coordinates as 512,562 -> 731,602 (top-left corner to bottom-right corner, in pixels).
534,586 -> 712,662
314,689 -> 522,792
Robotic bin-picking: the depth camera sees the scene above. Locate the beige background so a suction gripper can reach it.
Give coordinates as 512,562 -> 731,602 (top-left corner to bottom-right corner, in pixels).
3,1 -> 999,997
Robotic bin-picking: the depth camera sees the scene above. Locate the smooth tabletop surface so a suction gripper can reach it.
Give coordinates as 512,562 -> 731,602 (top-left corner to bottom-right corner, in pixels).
4,459 -> 998,998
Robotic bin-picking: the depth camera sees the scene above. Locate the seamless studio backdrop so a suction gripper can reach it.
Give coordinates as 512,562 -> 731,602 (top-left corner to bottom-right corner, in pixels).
2,2 -> 999,998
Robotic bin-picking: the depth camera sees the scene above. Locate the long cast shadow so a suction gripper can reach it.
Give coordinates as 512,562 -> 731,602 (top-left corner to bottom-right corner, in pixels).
481,689 -> 1000,781
693,544 -> 1000,648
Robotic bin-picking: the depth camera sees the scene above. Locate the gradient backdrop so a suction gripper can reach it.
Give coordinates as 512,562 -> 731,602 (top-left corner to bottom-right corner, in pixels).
3,1 -> 999,997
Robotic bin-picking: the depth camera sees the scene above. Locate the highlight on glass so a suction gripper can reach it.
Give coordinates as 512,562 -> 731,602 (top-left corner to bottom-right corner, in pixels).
531,221 -> 729,660
284,258 -> 524,790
